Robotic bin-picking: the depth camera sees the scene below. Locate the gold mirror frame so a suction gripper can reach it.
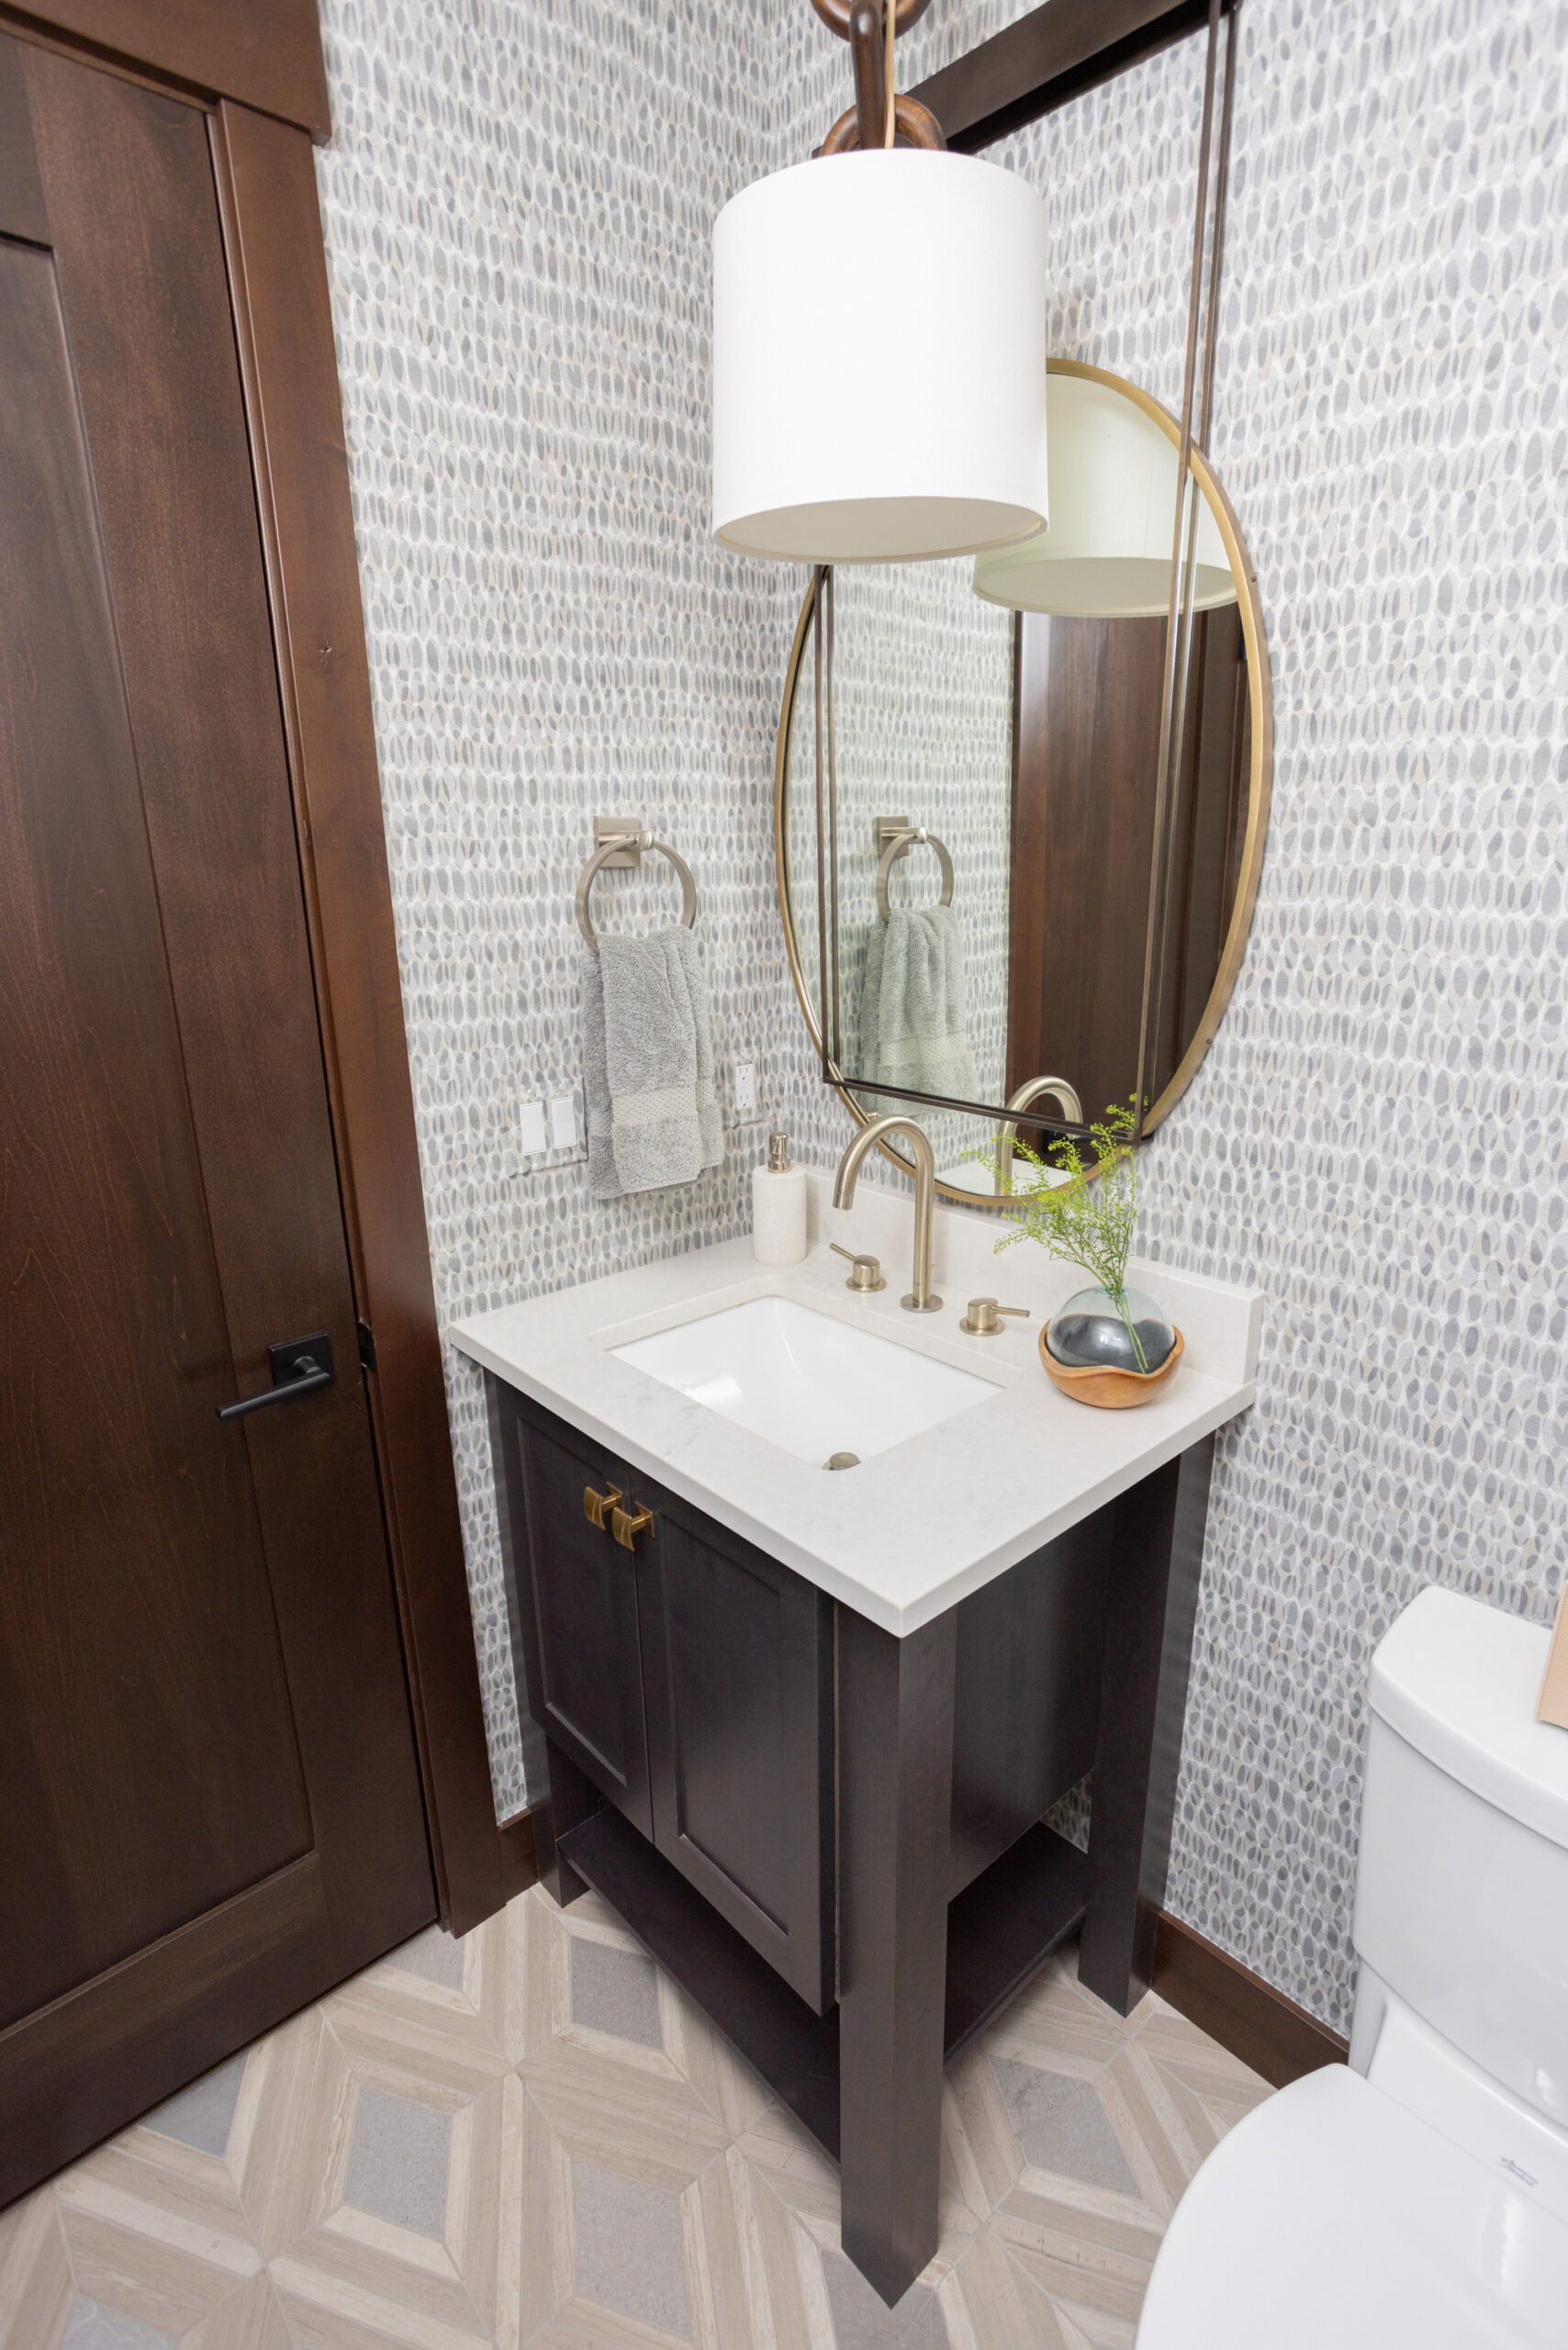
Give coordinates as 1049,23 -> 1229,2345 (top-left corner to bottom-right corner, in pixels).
773,359 -> 1274,1204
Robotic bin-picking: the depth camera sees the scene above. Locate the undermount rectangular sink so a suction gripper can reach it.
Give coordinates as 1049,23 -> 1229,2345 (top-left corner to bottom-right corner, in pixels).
610,1294 -> 1001,1468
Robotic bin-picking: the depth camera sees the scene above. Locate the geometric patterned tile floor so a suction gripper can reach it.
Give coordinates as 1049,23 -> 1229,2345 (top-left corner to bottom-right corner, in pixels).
0,1883 -> 1271,2350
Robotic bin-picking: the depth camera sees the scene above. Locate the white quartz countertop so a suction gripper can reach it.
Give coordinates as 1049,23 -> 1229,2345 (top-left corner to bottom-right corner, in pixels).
451,1170 -> 1263,1638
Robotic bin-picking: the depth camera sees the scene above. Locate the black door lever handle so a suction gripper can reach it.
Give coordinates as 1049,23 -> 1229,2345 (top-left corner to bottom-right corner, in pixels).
218,1332 -> 335,1421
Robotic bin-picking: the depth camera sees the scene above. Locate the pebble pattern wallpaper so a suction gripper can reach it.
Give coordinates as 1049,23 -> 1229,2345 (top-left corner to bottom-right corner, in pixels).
1132,0 -> 1568,2027
317,0 -> 1568,2031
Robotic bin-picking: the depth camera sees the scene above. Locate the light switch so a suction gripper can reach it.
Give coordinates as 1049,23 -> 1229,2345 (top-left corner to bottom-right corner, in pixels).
549,1092 -> 578,1150
518,1100 -> 548,1156
734,1059 -> 757,1115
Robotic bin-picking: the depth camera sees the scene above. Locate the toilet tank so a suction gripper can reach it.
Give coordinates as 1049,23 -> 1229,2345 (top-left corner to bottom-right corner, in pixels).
1351,1587 -> 1568,2132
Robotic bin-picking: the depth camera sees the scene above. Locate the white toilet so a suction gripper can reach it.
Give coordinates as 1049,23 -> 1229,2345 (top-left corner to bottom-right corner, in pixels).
1137,1586 -> 1568,2347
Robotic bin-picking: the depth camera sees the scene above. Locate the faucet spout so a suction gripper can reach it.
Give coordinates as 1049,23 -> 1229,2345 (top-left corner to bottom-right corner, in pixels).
994,1075 -> 1083,1195
833,1116 -> 942,1314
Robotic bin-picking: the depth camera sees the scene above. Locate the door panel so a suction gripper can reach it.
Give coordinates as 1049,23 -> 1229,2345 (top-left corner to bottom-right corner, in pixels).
638,1486 -> 834,2012
0,229 -> 315,2019
0,32 -> 433,2198
1007,606 -> 1250,1111
500,1394 -> 653,1836
12,30 -> 429,1926
1006,613 -> 1166,1113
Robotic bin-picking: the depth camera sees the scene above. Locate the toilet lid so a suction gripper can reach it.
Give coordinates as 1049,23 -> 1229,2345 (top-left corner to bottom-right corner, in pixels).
1137,2065 -> 1568,2349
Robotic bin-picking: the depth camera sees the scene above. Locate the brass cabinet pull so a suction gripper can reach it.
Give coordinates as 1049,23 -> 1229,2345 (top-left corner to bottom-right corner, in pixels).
582,1483 -> 622,1530
610,1502 -> 653,1550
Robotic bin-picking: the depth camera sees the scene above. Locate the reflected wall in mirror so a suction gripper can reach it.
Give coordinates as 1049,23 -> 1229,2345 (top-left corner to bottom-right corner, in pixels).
776,363 -> 1271,1203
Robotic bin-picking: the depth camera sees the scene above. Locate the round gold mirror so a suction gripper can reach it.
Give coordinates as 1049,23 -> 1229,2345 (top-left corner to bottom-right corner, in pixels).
775,361 -> 1272,1203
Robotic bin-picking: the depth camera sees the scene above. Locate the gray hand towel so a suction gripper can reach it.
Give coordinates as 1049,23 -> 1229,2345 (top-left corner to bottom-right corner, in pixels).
857,903 -> 978,1099
581,928 -> 723,1199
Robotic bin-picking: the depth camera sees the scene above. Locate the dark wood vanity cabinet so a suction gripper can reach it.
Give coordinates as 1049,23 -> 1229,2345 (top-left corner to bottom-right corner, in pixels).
491,1383 -> 834,2008
487,1371 -> 1215,2308
492,1378 -> 1121,2020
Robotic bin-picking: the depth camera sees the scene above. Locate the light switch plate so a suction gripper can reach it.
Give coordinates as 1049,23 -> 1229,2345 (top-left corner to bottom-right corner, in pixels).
549,1092 -> 578,1150
734,1059 -> 757,1116
518,1100 -> 548,1157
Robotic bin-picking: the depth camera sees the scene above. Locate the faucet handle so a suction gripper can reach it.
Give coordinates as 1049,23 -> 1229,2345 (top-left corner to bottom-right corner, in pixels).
958,1297 -> 1031,1337
831,1242 -> 887,1293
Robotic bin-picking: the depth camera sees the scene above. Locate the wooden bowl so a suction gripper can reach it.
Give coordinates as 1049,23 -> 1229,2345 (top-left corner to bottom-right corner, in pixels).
1039,1322 -> 1184,1408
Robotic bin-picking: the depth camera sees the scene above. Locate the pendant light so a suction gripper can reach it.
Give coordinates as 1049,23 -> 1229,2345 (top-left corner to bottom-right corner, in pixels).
711,0 -> 1049,565
970,367 -> 1238,618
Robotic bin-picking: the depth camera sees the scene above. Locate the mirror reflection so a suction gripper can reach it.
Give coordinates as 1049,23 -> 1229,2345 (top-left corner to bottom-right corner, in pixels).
778,364 -> 1269,1202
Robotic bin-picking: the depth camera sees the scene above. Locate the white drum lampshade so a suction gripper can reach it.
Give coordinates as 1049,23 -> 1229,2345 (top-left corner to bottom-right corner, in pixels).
712,150 -> 1050,564
971,371 -> 1238,616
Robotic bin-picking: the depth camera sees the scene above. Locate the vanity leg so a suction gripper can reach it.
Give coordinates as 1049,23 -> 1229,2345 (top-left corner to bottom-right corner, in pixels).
525,1722 -> 599,1910
836,1606 -> 957,2308
1079,1437 -> 1215,2015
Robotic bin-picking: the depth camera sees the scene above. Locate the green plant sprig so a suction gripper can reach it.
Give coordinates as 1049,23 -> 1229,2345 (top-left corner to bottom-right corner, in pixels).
967,1098 -> 1149,1367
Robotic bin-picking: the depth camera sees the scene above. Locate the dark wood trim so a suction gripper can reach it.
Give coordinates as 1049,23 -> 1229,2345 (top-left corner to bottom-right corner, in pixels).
210,99 -> 508,1935
1,0 -> 330,138
912,0 -> 1222,154
1153,1914 -> 1348,2090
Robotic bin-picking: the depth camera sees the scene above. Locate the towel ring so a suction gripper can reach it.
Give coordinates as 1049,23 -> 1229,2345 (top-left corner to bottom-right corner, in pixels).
576,831 -> 698,950
875,827 -> 955,921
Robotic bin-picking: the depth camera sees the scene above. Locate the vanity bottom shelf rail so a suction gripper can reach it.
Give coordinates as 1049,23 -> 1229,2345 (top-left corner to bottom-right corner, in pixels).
555,1807 -> 1089,2162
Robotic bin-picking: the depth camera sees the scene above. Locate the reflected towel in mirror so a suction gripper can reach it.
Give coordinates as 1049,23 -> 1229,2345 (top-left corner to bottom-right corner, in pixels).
857,904 -> 978,1100
580,930 -> 723,1198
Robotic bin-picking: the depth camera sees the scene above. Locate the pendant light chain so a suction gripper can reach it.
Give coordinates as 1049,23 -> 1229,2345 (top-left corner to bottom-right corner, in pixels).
812,0 -> 943,154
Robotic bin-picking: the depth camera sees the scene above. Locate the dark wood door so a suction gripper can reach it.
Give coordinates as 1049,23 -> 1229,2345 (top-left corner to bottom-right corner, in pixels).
494,1392 -> 654,1837
1149,606 -> 1251,1094
0,33 -> 433,2202
636,1482 -> 834,2012
1006,605 -> 1249,1114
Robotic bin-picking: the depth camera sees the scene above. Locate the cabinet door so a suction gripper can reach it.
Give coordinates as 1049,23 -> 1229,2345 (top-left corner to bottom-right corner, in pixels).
492,1389 -> 652,1837
636,1485 -> 834,2011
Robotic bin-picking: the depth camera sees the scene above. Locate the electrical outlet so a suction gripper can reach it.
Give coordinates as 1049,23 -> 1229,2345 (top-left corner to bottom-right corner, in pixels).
549,1091 -> 578,1151
734,1059 -> 757,1116
518,1100 -> 548,1157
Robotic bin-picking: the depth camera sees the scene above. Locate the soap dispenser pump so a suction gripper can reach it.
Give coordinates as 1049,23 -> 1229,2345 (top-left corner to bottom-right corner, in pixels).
752,1129 -> 808,1266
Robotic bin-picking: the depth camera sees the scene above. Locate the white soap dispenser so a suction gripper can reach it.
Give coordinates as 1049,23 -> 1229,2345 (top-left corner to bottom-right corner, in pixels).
752,1129 -> 808,1266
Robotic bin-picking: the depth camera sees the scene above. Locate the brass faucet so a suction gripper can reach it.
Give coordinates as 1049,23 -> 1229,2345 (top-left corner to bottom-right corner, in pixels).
993,1075 -> 1083,1194
832,1116 -> 941,1314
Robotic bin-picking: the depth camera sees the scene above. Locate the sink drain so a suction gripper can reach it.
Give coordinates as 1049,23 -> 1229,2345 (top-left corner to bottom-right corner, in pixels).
823,1450 -> 860,1471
